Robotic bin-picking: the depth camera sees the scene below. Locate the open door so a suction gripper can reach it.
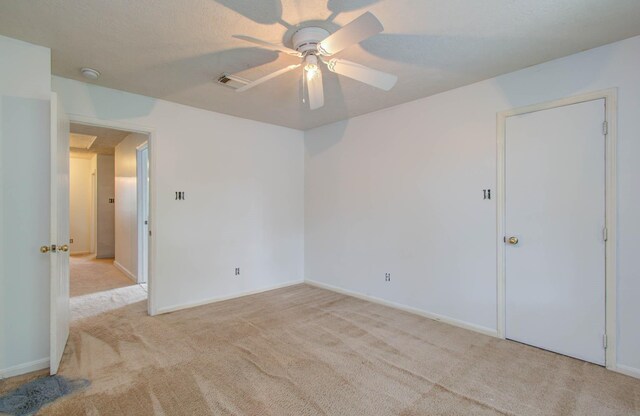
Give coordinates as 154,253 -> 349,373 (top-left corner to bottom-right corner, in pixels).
49,93 -> 70,374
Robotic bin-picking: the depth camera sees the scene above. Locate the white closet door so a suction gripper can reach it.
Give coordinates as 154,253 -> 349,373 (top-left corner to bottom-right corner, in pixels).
505,99 -> 606,365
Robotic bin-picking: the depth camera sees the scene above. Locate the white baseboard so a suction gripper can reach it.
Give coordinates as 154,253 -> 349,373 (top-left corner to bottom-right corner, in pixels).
0,357 -> 49,379
114,260 -> 137,282
612,364 -> 640,380
155,280 -> 304,315
70,250 -> 91,256
305,279 -> 498,337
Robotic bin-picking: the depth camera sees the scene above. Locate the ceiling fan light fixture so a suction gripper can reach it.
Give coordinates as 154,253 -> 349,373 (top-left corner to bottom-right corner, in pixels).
304,55 -> 320,80
306,66 -> 320,81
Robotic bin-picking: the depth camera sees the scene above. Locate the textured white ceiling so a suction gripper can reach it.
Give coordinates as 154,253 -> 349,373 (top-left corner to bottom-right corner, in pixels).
70,123 -> 131,155
1,0 -> 639,130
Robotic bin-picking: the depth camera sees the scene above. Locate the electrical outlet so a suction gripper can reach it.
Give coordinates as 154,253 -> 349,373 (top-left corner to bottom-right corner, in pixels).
234,267 -> 240,276
385,273 -> 391,282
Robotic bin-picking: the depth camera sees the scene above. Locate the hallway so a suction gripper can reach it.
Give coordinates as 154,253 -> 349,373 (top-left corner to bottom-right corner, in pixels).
70,255 -> 147,321
70,255 -> 134,297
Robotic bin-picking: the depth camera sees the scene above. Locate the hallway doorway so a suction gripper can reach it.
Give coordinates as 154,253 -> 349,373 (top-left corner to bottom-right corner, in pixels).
68,123 -> 150,320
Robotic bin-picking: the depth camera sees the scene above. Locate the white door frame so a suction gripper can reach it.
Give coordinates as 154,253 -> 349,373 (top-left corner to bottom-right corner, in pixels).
136,142 -> 149,284
496,88 -> 617,370
90,169 -> 97,254
67,114 -> 158,316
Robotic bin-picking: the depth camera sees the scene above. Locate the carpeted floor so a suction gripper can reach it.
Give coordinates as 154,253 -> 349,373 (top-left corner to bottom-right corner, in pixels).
70,255 -> 136,297
69,253 -> 147,321
71,284 -> 148,321
3,284 -> 639,415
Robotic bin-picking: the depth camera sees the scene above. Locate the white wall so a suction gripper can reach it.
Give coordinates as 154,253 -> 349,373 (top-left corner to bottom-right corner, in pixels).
96,154 -> 115,258
0,36 -> 50,100
69,155 -> 93,254
0,35 -> 51,377
305,35 -> 640,376
115,133 -> 148,279
53,76 -> 305,314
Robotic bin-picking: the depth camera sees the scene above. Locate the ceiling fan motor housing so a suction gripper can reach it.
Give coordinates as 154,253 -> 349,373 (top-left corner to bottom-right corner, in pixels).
292,27 -> 330,55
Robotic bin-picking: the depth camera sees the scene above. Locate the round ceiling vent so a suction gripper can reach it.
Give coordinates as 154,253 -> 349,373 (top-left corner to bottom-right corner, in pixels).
80,67 -> 100,80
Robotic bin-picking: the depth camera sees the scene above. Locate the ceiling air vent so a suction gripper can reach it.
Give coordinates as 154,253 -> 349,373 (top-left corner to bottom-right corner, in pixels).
216,73 -> 250,90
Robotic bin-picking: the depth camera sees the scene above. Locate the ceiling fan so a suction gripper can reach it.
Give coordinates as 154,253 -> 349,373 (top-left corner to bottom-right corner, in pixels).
232,12 -> 398,110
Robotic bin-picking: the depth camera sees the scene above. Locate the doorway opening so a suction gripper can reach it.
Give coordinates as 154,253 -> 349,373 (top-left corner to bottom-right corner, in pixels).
68,123 -> 150,320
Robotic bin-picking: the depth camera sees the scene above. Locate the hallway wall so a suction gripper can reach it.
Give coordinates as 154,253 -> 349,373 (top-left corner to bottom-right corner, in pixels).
69,154 -> 93,254
114,133 -> 148,280
96,154 -> 115,258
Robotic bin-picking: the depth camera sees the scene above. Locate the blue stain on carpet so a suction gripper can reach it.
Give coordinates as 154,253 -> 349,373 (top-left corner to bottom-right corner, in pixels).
0,375 -> 89,416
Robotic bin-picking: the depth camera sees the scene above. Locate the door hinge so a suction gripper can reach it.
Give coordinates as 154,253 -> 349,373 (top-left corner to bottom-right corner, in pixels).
603,334 -> 608,349
603,227 -> 608,242
602,121 -> 608,136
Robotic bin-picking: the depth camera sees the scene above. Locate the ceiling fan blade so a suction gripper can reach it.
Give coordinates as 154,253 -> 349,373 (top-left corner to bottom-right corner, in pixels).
318,12 -> 383,56
233,35 -> 302,57
307,70 -> 325,110
236,64 -> 301,92
327,58 -> 397,91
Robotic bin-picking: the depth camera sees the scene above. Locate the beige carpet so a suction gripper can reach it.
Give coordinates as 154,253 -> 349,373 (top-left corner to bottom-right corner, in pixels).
71,285 -> 148,321
70,255 -> 136,297
3,284 -> 640,415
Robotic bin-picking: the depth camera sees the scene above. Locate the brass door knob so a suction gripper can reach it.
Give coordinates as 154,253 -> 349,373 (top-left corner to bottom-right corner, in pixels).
59,244 -> 69,252
40,245 -> 50,253
508,236 -> 519,245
